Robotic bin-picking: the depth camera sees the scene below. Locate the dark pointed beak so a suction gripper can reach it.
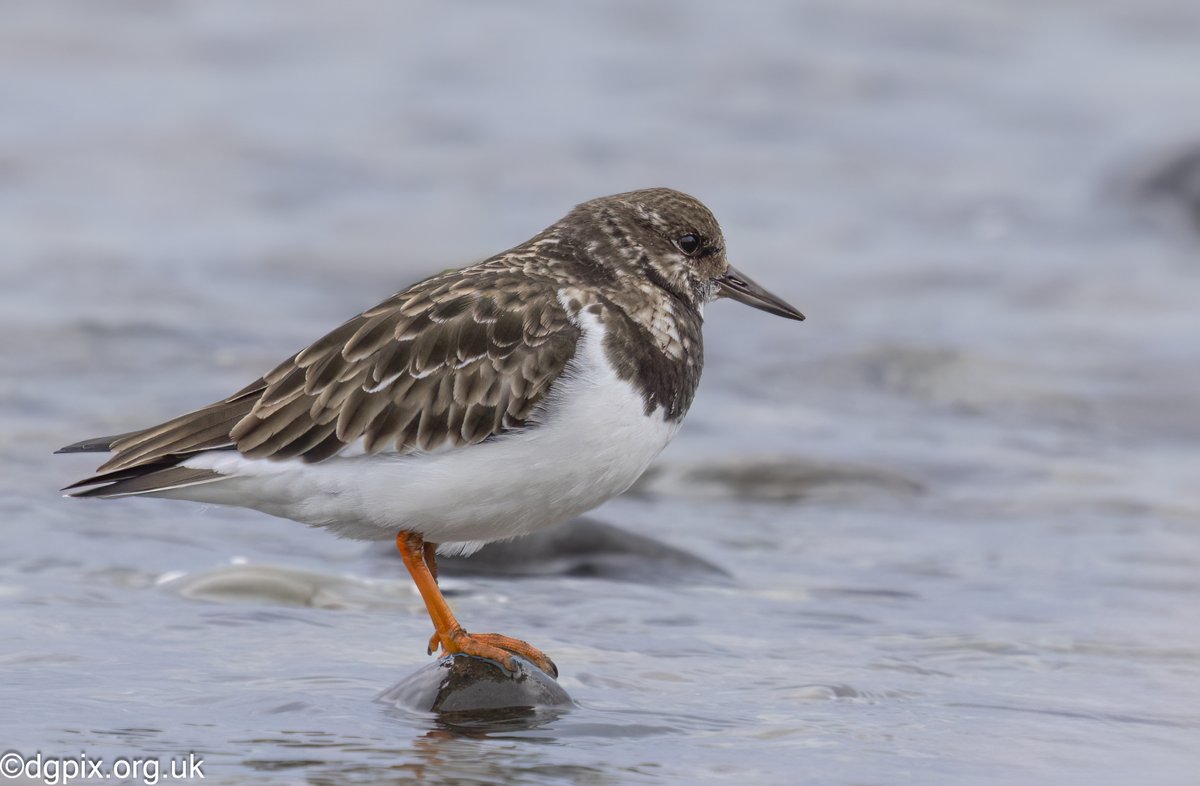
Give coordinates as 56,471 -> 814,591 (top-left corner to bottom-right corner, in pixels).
717,266 -> 805,321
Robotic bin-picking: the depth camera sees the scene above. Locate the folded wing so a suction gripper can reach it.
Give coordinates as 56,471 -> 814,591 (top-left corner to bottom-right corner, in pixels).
62,268 -> 581,497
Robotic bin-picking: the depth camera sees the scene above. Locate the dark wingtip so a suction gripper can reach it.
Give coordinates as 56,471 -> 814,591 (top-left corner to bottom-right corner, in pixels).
59,465 -> 223,499
63,485 -> 107,498
56,441 -> 105,454
55,432 -> 135,455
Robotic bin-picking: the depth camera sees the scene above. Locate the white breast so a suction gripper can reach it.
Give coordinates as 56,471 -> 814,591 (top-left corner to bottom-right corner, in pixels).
175,307 -> 683,552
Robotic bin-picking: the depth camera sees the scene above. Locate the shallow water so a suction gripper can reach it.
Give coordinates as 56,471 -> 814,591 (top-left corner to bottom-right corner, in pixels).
3,1 -> 1200,784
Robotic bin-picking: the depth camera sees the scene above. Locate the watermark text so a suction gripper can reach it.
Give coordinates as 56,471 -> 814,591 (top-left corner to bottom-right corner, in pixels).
1,751 -> 204,785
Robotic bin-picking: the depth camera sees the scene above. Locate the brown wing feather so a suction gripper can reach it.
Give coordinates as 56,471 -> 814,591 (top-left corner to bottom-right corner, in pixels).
91,385 -> 265,473
84,268 -> 581,477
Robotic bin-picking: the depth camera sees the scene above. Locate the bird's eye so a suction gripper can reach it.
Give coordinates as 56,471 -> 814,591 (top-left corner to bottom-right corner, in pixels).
676,233 -> 702,256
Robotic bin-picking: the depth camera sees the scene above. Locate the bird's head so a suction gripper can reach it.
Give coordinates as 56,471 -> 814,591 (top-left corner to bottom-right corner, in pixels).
561,188 -> 804,321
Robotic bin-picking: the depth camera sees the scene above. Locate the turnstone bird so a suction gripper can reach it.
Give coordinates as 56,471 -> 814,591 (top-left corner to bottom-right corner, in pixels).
59,188 -> 804,677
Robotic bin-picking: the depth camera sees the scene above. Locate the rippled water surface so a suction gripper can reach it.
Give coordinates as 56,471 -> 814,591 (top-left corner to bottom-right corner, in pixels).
3,2 -> 1200,784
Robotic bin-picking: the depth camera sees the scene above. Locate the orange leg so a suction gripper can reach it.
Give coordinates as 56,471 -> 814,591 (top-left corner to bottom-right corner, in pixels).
395,531 -> 558,678
423,541 -> 439,582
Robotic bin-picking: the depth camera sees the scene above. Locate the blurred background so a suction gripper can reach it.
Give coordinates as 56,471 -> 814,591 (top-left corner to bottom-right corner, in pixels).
2,1 -> 1198,784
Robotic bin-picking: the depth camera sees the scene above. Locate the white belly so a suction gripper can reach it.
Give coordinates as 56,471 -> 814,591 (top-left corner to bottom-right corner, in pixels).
173,309 -> 682,551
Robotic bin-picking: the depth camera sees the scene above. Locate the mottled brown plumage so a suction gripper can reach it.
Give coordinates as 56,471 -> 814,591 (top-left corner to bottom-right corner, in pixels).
61,188 -> 803,499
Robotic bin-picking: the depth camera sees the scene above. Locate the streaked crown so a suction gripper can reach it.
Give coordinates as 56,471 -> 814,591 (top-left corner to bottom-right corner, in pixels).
551,188 -> 730,311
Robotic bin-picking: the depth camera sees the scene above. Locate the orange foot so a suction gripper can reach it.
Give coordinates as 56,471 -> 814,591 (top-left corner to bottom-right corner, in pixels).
429,628 -> 558,678
397,531 -> 560,679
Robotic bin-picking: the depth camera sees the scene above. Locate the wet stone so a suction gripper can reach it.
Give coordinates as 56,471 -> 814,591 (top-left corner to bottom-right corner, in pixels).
434,517 -> 730,584
1130,143 -> 1200,233
376,654 -> 573,718
157,563 -> 379,609
631,457 -> 924,503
